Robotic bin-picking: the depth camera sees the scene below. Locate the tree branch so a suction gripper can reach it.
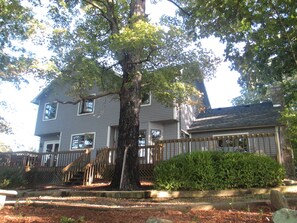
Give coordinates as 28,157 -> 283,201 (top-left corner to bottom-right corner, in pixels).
83,0 -> 119,34
167,0 -> 190,16
103,61 -> 121,71
268,0 -> 297,67
56,91 -> 119,105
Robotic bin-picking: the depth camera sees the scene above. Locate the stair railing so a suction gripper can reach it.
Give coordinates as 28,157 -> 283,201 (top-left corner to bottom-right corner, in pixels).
62,149 -> 91,184
83,148 -> 115,186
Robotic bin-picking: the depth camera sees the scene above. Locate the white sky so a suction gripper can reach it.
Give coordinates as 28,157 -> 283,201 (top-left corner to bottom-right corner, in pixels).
0,1 -> 241,151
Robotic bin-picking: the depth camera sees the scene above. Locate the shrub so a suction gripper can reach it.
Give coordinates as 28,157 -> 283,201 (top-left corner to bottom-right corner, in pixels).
0,167 -> 28,189
154,151 -> 285,191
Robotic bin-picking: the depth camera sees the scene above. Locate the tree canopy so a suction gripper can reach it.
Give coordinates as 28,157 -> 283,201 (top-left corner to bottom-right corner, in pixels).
46,1 -> 218,105
177,0 -> 296,107
0,0 -> 41,135
0,0 -> 41,85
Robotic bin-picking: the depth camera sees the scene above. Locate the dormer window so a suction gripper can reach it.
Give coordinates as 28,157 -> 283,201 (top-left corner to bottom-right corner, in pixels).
78,98 -> 95,115
43,102 -> 58,121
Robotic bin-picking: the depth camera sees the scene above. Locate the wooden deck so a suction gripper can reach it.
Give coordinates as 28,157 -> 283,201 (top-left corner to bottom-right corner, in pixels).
0,133 -> 280,186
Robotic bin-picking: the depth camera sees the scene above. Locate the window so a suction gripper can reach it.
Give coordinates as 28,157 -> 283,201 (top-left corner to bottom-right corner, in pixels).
138,130 -> 146,157
214,133 -> 249,152
43,102 -> 58,121
141,92 -> 151,106
138,130 -> 146,146
151,129 -> 161,142
71,133 -> 95,150
78,98 -> 94,114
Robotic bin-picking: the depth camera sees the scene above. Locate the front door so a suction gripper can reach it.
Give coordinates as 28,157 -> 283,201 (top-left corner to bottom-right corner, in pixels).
43,141 -> 59,167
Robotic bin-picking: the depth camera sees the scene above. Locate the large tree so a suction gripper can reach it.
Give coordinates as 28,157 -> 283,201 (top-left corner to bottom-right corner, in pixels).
45,0 -> 219,190
176,0 -> 296,107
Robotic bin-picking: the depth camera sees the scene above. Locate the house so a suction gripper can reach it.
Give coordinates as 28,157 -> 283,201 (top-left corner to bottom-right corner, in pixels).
0,80 -> 291,186
32,80 -> 208,159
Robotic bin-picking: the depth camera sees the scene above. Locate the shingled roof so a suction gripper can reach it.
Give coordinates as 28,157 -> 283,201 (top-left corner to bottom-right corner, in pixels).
189,102 -> 282,132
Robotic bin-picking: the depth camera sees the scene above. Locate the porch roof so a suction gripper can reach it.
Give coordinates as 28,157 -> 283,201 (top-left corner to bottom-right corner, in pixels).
188,102 -> 282,132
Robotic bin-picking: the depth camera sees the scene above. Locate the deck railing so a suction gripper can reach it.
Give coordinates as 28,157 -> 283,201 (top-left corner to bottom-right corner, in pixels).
84,148 -> 114,185
155,133 -> 279,161
62,149 -> 91,184
0,132 -> 280,186
0,150 -> 86,168
83,145 -> 164,185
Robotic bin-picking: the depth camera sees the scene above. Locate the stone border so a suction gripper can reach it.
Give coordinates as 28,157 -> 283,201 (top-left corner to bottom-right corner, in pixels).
16,185 -> 297,199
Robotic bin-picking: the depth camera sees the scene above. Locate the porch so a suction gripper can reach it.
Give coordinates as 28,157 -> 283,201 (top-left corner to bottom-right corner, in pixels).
0,133 -> 282,187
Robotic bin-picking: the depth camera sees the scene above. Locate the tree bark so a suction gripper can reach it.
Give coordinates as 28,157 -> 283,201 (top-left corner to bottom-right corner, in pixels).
110,0 -> 146,190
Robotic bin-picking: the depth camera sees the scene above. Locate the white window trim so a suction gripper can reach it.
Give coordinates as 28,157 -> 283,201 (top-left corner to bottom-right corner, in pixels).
141,92 -> 151,107
42,102 -> 58,121
43,140 -> 60,153
77,98 -> 96,116
70,132 -> 96,150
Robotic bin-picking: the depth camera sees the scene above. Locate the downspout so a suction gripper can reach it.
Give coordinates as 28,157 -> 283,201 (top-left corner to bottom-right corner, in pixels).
275,126 -> 282,164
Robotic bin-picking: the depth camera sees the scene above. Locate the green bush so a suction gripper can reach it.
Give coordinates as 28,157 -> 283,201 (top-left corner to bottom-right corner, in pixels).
0,167 -> 28,189
154,151 -> 285,191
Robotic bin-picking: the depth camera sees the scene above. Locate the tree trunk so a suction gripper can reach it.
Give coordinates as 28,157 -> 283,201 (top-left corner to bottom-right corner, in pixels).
110,0 -> 146,190
111,55 -> 142,190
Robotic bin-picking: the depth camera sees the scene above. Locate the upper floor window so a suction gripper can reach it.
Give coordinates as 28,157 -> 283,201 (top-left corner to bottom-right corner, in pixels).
43,102 -> 58,121
141,92 -> 151,106
78,98 -> 95,115
71,133 -> 95,150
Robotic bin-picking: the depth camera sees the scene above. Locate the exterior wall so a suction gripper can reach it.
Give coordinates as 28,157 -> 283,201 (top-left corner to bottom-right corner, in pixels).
34,84 -> 179,154
179,103 -> 195,133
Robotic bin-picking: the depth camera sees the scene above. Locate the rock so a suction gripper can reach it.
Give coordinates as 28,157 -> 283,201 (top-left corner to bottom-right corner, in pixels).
272,208 -> 297,223
165,209 -> 183,215
146,217 -> 173,223
270,189 -> 289,210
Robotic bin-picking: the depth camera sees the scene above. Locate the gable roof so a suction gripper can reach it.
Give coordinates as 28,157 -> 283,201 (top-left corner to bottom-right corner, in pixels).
188,102 -> 282,132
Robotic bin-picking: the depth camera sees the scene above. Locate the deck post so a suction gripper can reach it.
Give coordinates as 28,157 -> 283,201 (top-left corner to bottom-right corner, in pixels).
275,127 -> 282,164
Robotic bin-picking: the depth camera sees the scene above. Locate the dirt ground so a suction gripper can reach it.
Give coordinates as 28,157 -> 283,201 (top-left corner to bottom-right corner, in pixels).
0,182 -> 295,223
0,204 -> 273,223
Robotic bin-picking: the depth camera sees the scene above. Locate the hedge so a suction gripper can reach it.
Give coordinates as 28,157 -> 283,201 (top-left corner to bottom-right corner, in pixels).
153,151 -> 285,191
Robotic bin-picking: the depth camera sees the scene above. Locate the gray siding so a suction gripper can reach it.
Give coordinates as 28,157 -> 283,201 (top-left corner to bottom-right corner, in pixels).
180,104 -> 195,133
34,85 -> 180,153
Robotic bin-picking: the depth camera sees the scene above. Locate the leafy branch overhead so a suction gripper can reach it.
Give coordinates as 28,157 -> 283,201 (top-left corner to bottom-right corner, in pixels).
178,0 -> 297,107
47,0 -> 219,106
